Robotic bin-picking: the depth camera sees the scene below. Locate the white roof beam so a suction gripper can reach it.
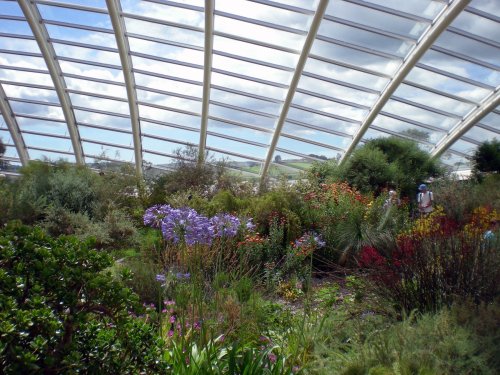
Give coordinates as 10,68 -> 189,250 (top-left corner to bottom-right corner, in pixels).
106,0 -> 143,177
0,84 -> 29,165
18,0 -> 85,164
341,0 -> 470,163
260,0 -> 329,185
431,88 -> 500,158
198,0 -> 215,164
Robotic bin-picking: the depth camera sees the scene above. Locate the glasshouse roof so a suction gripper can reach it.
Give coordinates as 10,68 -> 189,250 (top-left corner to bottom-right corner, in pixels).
0,0 -> 499,181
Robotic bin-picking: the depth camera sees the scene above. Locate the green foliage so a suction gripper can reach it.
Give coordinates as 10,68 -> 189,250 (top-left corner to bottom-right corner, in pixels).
46,166 -> 98,215
163,338 -> 294,374
210,190 -> 245,215
0,223 -> 166,374
304,305 -> 498,375
382,232 -> 500,313
0,137 -> 5,156
472,138 -> 500,176
341,137 -> 442,198
342,146 -> 392,195
352,310 -> 495,375
450,300 -> 500,371
0,162 -> 141,250
235,277 -> 253,304
306,159 -> 341,184
250,189 -> 303,243
145,146 -> 240,205
432,174 -> 500,224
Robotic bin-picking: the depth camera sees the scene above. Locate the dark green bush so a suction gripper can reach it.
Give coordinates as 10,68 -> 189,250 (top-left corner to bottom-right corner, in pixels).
0,223 -> 166,374
472,138 -> 500,177
340,137 -> 442,198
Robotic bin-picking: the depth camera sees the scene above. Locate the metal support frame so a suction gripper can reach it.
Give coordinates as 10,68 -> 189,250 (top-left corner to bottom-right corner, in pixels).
340,0 -> 470,163
0,84 -> 29,165
198,0 -> 215,164
106,0 -> 143,177
259,0 -> 329,186
18,0 -> 85,164
431,89 -> 500,158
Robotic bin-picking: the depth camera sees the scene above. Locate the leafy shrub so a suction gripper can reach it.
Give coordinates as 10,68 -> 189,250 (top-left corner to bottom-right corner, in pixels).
361,207 -> 500,312
46,166 -> 97,215
41,205 -> 138,250
339,137 -> 442,198
305,305 -> 498,375
250,189 -> 303,242
300,182 -> 383,265
0,223 -> 166,374
472,138 -> 500,177
341,146 -> 392,196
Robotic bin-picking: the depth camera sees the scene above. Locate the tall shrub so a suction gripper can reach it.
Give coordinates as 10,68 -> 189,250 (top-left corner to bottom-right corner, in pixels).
0,223 -> 166,373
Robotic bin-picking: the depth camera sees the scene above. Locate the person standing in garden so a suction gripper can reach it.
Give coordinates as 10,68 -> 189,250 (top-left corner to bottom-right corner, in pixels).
383,189 -> 400,209
417,184 -> 433,216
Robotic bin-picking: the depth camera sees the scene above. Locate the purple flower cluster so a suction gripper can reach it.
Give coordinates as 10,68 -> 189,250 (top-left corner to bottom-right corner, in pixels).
294,232 -> 326,249
211,213 -> 241,238
161,207 -> 213,246
245,218 -> 256,231
144,204 -> 173,229
144,205 -> 249,246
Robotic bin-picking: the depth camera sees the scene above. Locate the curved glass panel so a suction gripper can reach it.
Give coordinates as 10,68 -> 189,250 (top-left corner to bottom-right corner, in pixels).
283,121 -> 351,150
0,37 -> 40,53
0,20 -> 33,36
3,84 -> 58,104
142,122 -> 200,145
38,4 -> 111,29
124,17 -> 204,47
122,0 -> 204,27
17,116 -> 67,137
366,0 -> 445,19
325,0 -> 429,38
208,118 -> 271,145
46,24 -> 117,48
82,141 -> 135,162
213,35 -> 298,68
29,148 -> 76,163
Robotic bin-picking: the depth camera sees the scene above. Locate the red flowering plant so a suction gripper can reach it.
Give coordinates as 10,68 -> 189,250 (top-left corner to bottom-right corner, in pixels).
360,206 -> 500,312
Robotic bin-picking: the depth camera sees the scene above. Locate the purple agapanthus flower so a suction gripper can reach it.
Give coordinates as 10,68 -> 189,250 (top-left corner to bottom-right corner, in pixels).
144,204 -> 173,229
161,207 -> 214,246
245,218 -> 256,232
294,232 -> 326,250
155,274 -> 166,282
211,213 -> 241,238
144,206 -> 256,246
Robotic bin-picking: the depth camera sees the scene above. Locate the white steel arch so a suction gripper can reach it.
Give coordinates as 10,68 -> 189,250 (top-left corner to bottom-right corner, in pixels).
18,0 -> 84,164
260,0 -> 330,185
340,0 -> 471,164
198,0 -> 215,165
106,0 -> 143,176
0,83 -> 29,165
431,89 -> 500,158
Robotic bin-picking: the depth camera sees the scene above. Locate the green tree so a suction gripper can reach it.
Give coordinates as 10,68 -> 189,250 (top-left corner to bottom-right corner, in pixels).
341,137 -> 442,198
0,137 -> 6,170
342,146 -> 392,195
0,137 -> 5,156
472,138 -> 500,177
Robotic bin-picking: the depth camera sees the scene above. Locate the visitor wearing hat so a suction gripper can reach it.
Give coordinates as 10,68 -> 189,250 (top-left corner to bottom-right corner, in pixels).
417,183 -> 433,215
